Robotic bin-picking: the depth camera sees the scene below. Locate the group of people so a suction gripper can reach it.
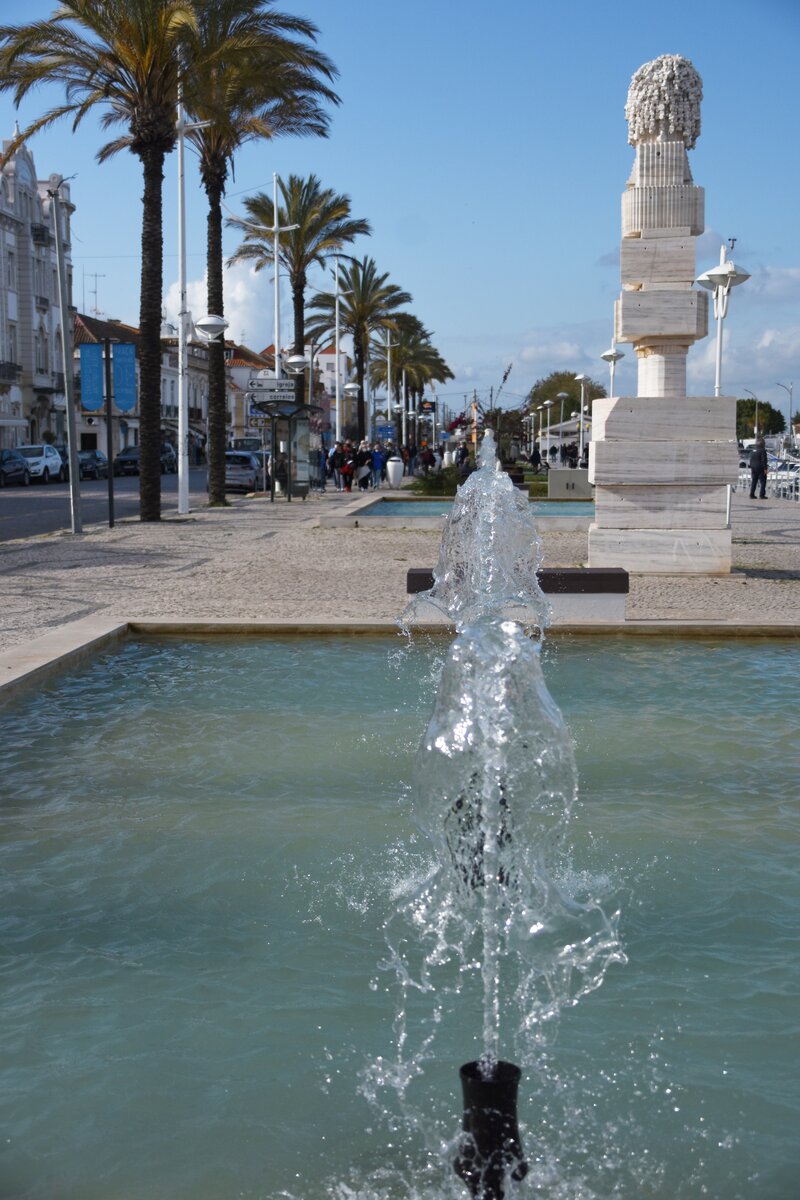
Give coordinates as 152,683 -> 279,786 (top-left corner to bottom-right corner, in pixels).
320,439 -> 448,491
527,441 -> 588,472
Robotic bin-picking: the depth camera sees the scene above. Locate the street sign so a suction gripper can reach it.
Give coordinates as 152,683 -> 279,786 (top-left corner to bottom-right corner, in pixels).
376,423 -> 395,439
419,399 -> 435,414
250,415 -> 269,429
247,377 -> 296,396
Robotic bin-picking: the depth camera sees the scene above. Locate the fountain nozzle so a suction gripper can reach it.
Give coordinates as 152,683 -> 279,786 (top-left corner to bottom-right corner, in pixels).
454,1060 -> 528,1199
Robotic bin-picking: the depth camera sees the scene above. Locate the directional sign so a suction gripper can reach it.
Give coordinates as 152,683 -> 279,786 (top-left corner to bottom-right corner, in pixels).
249,415 -> 269,429
247,377 -> 296,396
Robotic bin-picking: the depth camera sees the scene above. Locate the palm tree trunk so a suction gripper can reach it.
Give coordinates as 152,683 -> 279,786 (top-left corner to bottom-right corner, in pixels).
205,174 -> 227,506
138,145 -> 165,521
292,273 -> 305,407
355,333 -> 366,441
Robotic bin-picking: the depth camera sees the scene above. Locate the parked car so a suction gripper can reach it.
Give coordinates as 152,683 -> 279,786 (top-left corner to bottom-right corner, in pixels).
160,444 -> 178,473
53,445 -> 72,481
113,445 -> 140,476
78,449 -> 109,480
16,443 -> 64,484
223,451 -> 260,493
0,447 -> 31,487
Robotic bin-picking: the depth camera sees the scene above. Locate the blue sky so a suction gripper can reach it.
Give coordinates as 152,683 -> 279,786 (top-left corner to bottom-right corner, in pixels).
2,0 -> 798,419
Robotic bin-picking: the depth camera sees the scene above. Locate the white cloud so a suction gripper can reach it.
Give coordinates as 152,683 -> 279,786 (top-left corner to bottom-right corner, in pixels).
163,260 -> 284,352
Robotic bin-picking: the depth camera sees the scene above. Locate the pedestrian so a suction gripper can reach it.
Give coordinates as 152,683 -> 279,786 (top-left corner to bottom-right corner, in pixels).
749,437 -> 768,499
340,442 -> 355,492
355,441 -> 372,491
371,444 -> 385,489
530,443 -> 541,472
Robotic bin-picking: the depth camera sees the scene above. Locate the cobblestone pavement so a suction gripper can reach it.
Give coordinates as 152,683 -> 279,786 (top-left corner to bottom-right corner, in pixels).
0,487 -> 797,652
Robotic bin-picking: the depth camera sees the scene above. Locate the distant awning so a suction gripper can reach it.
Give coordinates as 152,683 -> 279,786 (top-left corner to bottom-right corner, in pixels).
0,418 -> 28,427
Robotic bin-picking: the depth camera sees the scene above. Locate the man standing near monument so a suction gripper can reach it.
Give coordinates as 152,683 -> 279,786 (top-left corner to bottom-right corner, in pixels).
749,439 -> 768,500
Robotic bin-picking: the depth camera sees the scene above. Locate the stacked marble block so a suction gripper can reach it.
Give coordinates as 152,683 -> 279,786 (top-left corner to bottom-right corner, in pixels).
588,69 -> 738,575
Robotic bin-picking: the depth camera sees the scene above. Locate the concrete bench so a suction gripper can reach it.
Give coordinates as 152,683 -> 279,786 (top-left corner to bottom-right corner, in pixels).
406,566 -> 629,625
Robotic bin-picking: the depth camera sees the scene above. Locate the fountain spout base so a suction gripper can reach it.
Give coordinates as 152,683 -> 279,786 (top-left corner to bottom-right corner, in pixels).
454,1060 -> 528,1200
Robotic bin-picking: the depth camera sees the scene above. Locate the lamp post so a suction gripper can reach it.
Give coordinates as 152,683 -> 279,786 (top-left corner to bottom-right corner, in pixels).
600,342 -> 624,396
543,399 -> 554,460
384,329 -> 399,445
743,388 -> 760,438
555,391 -> 569,460
696,244 -> 750,397
269,173 -> 300,382
574,374 -> 589,459
175,87 -> 213,516
776,382 -> 794,453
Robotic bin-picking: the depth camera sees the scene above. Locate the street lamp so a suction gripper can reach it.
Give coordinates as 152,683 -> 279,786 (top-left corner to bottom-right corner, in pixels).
574,374 -> 589,459
696,244 -> 750,397
743,388 -> 760,438
776,382 -> 794,453
543,399 -> 554,460
555,391 -> 569,459
600,342 -> 624,396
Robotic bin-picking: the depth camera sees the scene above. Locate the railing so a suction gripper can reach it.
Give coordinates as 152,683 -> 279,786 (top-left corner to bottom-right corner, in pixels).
0,361 -> 21,382
30,223 -> 51,246
35,295 -> 49,309
52,371 -> 65,392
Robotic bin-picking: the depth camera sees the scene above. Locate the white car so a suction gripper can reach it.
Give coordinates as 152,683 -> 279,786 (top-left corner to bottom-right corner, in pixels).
17,444 -> 64,484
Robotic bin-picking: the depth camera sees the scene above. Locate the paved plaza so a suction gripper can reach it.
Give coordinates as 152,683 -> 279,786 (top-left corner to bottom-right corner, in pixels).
0,487 -> 798,662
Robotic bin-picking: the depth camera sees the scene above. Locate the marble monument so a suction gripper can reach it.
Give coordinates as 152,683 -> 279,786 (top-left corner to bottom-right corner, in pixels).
588,55 -> 737,574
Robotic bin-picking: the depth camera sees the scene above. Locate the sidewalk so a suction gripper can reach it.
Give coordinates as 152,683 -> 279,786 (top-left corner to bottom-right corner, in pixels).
0,487 -> 798,656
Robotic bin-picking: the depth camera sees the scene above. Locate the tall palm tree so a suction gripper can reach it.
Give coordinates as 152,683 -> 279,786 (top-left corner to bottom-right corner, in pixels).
306,256 -> 410,440
183,0 -> 339,505
227,175 -> 371,424
0,0 -> 200,521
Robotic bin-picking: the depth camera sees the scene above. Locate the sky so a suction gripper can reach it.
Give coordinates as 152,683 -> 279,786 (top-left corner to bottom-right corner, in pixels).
1,0 -> 798,421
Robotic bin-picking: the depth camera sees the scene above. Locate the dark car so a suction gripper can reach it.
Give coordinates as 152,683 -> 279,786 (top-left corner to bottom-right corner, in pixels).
0,448 -> 31,487
78,449 -> 109,480
160,444 -> 178,473
113,445 -> 140,476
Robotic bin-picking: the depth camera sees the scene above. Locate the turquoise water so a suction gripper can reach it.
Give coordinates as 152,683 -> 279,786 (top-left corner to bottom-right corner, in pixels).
361,498 -> 595,518
0,635 -> 798,1199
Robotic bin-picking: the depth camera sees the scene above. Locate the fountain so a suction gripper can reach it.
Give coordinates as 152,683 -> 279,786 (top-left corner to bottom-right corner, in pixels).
382,431 -> 625,1197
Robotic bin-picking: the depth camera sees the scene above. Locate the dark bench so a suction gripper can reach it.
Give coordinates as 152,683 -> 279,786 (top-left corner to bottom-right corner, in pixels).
407,567 -> 629,595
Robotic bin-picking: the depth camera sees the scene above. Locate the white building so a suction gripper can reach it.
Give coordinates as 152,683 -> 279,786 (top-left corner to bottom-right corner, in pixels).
0,132 -> 73,449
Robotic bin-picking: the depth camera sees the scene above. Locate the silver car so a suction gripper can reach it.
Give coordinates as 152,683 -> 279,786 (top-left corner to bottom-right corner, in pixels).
224,451 -> 259,493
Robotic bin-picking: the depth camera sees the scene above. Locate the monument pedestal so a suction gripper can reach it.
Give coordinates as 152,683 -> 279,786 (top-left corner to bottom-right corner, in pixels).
587,395 -> 737,574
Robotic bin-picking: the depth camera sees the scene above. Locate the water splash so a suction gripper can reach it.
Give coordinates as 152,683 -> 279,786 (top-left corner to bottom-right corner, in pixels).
401,430 -> 550,633
368,429 -> 625,1196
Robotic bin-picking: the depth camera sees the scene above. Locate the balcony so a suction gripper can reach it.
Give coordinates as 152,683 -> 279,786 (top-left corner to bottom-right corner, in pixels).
35,295 -> 50,310
189,406 -> 202,421
30,223 -> 51,246
0,361 -> 21,383
52,371 -> 65,392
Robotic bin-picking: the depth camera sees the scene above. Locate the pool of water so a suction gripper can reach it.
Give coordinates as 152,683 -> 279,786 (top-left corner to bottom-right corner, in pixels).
361,498 -> 595,518
0,635 -> 798,1199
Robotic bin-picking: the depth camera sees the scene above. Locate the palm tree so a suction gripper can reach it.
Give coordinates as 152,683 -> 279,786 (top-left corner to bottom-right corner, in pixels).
183,1 -> 339,505
370,315 -> 453,443
306,256 -> 410,440
0,0 -> 200,521
227,175 -> 371,426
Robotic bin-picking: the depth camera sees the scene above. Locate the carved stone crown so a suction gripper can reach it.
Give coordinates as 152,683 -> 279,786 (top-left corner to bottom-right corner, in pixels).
625,54 -> 702,149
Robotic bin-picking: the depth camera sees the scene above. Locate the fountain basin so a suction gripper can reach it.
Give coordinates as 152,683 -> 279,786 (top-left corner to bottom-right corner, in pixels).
0,632 -> 797,1198
317,496 -> 595,531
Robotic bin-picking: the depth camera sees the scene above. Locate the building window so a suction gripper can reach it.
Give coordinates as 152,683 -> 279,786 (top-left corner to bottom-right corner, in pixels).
6,251 -> 14,290
8,324 -> 17,363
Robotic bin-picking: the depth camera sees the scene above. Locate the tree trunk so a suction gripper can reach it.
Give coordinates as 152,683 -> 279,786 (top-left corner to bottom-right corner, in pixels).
292,272 -> 306,407
137,146 -> 165,521
205,175 -> 227,506
355,333 -> 366,441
